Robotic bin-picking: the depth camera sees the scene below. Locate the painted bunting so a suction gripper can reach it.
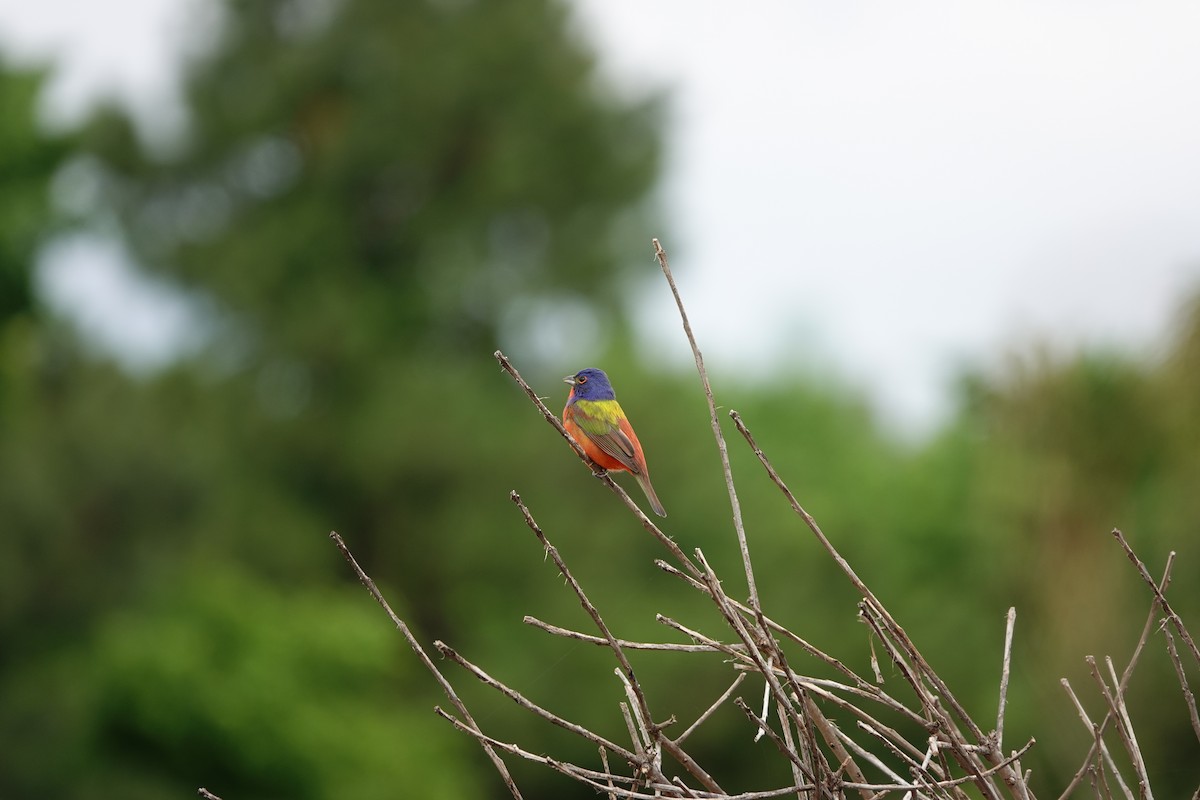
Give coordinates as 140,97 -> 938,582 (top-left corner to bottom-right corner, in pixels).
562,367 -> 667,517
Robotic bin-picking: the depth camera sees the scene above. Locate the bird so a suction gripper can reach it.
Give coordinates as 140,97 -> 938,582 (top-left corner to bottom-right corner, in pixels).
562,367 -> 667,517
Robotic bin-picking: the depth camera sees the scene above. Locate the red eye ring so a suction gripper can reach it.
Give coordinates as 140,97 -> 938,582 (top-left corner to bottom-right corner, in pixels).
577,375 -> 588,384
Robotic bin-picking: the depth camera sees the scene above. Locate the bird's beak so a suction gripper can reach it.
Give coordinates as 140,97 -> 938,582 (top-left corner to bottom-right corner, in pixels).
563,375 -> 576,385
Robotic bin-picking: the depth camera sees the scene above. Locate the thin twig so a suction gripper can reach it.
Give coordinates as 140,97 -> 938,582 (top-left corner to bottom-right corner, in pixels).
839,738 -> 1035,793
198,790 -> 223,800
510,493 -> 656,744
653,239 -> 761,614
996,607 -> 1018,755
1105,656 -> 1153,800
330,531 -> 523,799
1111,531 -> 1198,666
1086,657 -> 1152,800
525,616 -> 720,652
601,747 -> 619,800
512,491 -> 723,795
433,707 -> 652,792
676,673 -> 749,745
1164,627 -> 1200,744
656,560 -> 922,724
1060,678 -> 1134,800
1058,554 -> 1174,800
733,697 -> 809,779
731,411 -> 1011,797
434,640 -> 636,762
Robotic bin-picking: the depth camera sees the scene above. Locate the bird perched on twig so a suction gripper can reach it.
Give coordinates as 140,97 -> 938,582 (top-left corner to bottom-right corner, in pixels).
562,368 -> 667,517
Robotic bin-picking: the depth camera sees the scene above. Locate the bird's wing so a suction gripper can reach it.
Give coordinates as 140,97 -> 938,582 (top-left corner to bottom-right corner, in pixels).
569,402 -> 642,474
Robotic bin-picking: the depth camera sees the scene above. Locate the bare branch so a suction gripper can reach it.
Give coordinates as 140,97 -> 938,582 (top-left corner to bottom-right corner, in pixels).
676,673 -> 750,745
1164,627 -> 1200,744
1060,678 -> 1134,800
525,615 -> 720,653
653,239 -> 761,614
434,639 -> 636,762
1058,553 -> 1174,800
996,608 -> 1017,755
1111,531 -> 1199,666
329,531 -> 523,799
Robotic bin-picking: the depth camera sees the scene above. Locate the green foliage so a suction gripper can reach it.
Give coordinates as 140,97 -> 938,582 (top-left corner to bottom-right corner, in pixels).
0,63 -> 67,325
88,566 -> 473,800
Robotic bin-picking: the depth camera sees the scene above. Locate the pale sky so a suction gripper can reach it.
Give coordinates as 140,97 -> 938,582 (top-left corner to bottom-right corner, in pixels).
3,1 -> 1200,435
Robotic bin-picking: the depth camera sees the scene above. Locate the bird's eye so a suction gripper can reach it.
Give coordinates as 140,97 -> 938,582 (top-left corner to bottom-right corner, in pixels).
577,375 -> 588,384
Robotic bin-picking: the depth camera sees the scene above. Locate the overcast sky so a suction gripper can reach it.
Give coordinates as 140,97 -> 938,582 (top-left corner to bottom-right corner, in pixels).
3,0 -> 1200,435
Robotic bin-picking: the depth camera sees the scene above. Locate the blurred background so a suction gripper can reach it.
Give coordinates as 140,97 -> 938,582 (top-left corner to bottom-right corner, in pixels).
1,0 -> 1198,797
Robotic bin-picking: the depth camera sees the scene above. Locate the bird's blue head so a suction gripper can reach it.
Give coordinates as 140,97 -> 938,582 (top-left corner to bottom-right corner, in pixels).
564,367 -> 616,402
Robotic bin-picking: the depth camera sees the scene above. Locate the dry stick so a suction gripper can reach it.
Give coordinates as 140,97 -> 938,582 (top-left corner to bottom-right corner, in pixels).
1104,656 -> 1153,800
510,492 -> 654,725
656,560 -> 925,727
434,707 -> 698,800
1111,530 -> 1199,666
996,608 -> 1017,756
510,492 -> 721,793
856,602 -> 940,724
601,747 -> 620,800
733,696 -> 812,780
760,632 -> 874,799
1164,627 -> 1200,744
658,567 -> 933,758
670,776 -> 702,798
692,550 -> 829,792
1085,659 -> 1151,800
652,238 -> 761,614
796,681 -> 934,768
434,639 -> 637,761
840,740 -> 1036,795
656,241 -> 810,790
198,790 -> 223,800
856,721 -> 947,788
656,615 -> 756,667
730,412 -> 1011,799
329,532 -> 524,799
1060,678 -> 1134,800
620,701 -> 646,761
833,725 -> 911,789
494,349 -> 701,579
775,701 -> 810,800
799,692 -> 875,800
1057,554 -> 1174,800
676,672 -> 750,745
524,616 -> 722,653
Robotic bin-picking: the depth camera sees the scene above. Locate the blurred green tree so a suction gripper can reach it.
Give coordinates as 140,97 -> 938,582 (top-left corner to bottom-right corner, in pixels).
2,0 -> 664,796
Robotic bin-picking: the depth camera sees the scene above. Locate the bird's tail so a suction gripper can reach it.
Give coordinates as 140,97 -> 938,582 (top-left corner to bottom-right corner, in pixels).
635,472 -> 667,517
